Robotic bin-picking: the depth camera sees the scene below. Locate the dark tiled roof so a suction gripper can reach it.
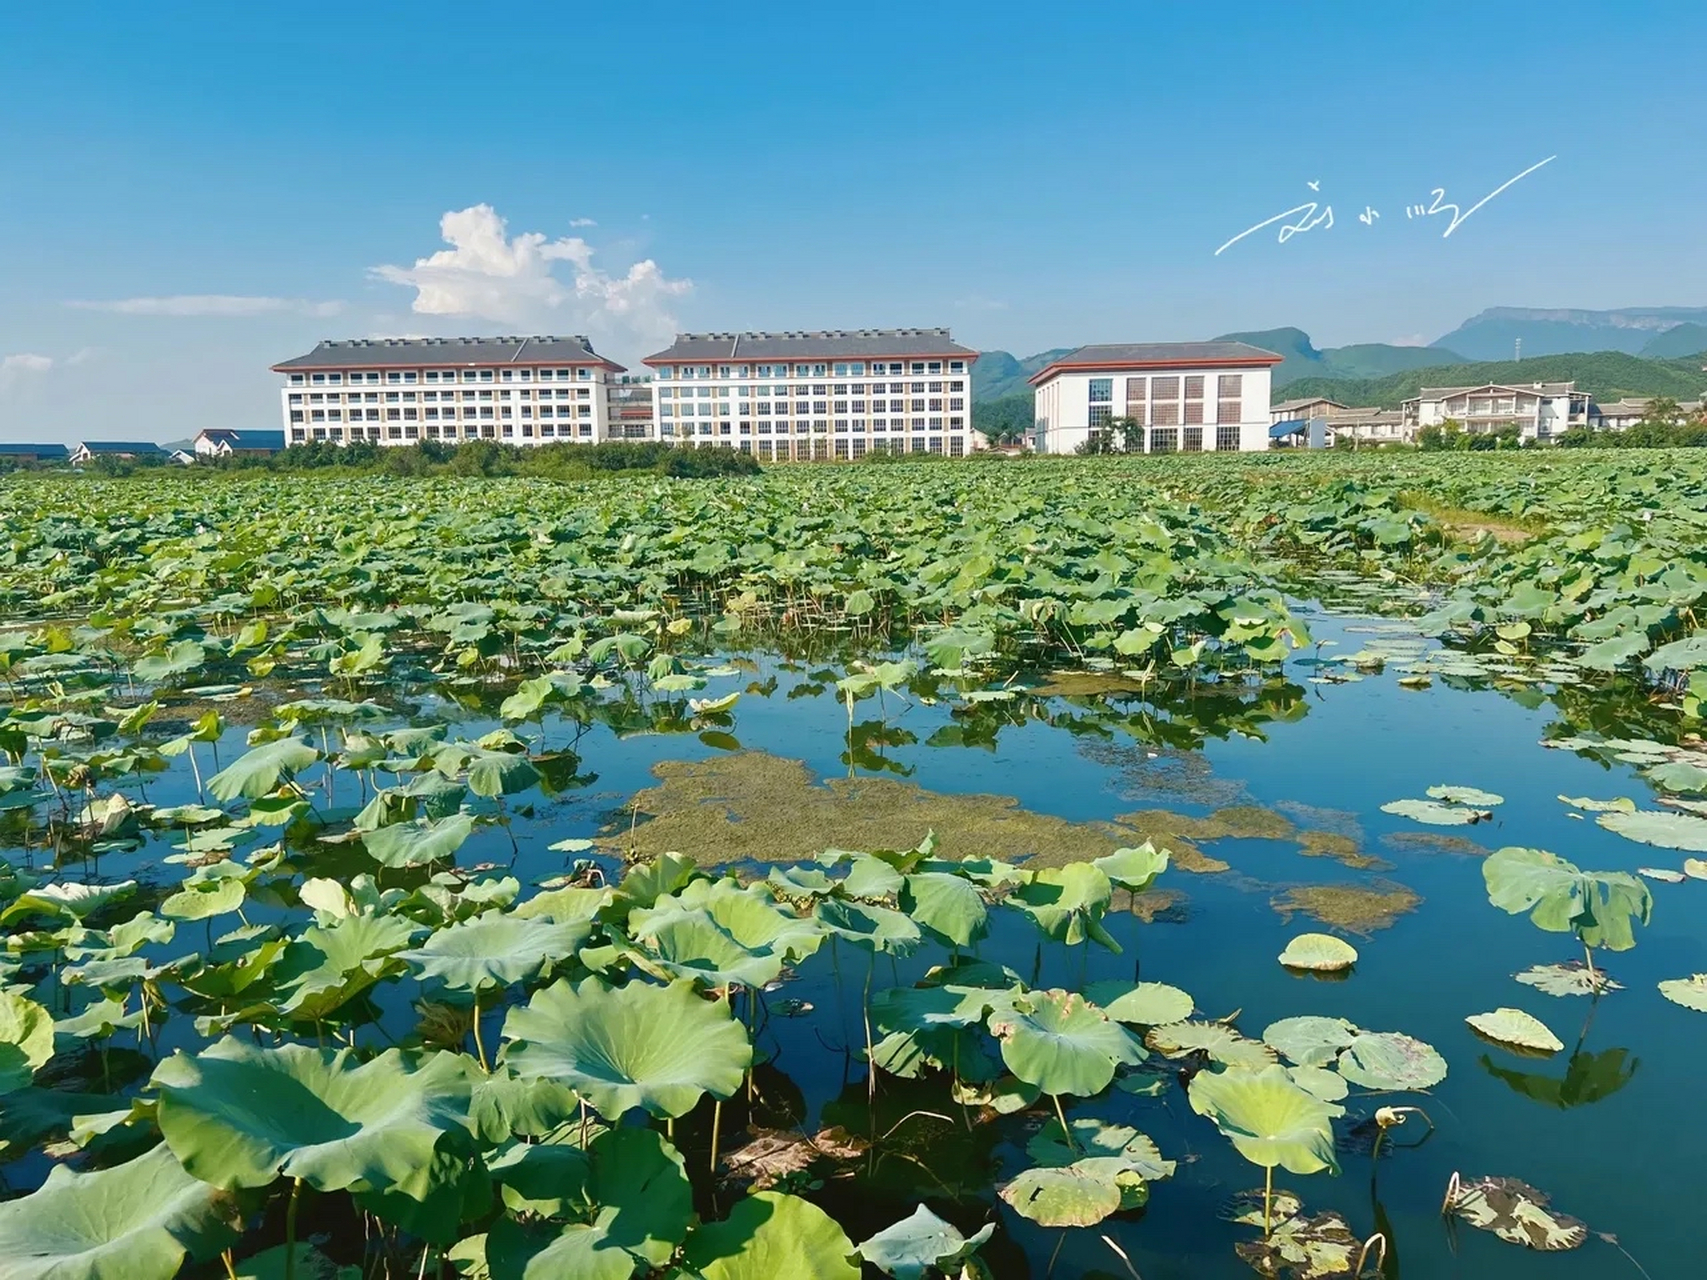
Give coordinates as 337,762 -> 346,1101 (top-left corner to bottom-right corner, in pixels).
75,441 -> 166,454
644,329 -> 978,363
0,443 -> 69,457
1031,342 -> 1284,383
199,429 -> 285,449
273,336 -> 618,371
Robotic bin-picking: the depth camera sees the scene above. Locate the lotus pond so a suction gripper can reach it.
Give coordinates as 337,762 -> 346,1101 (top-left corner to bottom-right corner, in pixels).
1,456 -> 1705,1280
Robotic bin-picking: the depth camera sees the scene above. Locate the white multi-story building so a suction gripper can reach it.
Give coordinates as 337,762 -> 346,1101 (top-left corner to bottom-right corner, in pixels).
1029,342 -> 1283,454
271,336 -> 627,447
1401,381 -> 1592,443
642,329 -> 979,460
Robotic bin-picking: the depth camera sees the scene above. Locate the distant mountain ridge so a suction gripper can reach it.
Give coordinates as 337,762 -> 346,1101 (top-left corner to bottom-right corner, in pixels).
1281,350 -> 1707,411
1434,305 -> 1707,360
1210,328 -> 1462,389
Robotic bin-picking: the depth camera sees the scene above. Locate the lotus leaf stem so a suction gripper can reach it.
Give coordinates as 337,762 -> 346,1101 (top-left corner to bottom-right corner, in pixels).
1263,1164 -> 1274,1237
284,1178 -> 303,1280
1052,1092 -> 1075,1153
709,1097 -> 723,1174
470,994 -> 489,1072
1353,1233 -> 1388,1277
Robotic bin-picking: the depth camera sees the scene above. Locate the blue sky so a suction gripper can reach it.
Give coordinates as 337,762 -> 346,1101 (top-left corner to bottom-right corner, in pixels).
2,0 -> 1703,441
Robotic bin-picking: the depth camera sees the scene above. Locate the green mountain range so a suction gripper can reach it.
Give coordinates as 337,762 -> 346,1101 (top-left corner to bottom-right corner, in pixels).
1433,306 -> 1707,360
1211,327 -> 1463,389
1280,350 -> 1707,410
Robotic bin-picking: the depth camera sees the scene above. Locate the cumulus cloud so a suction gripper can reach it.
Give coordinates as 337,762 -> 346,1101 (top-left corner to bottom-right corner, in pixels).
370,205 -> 691,354
67,295 -> 345,318
0,352 -> 55,392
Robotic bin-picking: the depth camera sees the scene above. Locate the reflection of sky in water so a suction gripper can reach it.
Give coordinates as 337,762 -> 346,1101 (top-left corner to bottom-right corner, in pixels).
25,606 -> 1704,1280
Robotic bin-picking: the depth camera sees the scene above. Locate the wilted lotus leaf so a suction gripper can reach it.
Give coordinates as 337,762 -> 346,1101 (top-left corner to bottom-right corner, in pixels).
1262,1016 -> 1358,1069
1278,933 -> 1358,972
1000,1161 -> 1133,1227
1597,808 -> 1707,851
1235,1207 -> 1362,1279
1025,1116 -> 1175,1182
502,978 -> 751,1119
1447,1175 -> 1588,1250
1188,1065 -> 1339,1174
1482,847 -> 1651,951
857,1205 -> 994,1280
1514,961 -> 1620,998
1336,1032 -> 1447,1091
1658,974 -> 1707,1012
0,1142 -> 238,1280
1220,1187 -> 1304,1227
1426,785 -> 1504,807
1148,1021 -> 1277,1070
990,989 -> 1146,1097
681,1191 -> 861,1280
719,1125 -> 868,1192
1467,1008 -> 1564,1054
1083,979 -> 1194,1026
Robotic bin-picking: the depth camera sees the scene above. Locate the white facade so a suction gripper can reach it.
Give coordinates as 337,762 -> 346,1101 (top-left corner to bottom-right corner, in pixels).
272,337 -> 627,447
1402,381 -> 1591,444
644,330 -> 977,460
1029,343 -> 1281,455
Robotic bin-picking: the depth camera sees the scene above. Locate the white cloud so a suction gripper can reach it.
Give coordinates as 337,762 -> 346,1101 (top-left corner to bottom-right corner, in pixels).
67,295 -> 345,318
370,204 -> 691,357
0,352 -> 54,391
955,295 -> 1009,312
1390,333 -> 1429,347
569,217 -> 597,228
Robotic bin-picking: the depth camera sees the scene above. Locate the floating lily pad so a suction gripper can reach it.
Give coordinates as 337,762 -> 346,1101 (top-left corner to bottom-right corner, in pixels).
1513,962 -> 1621,998
1147,1021 -> 1277,1070
1658,975 -> 1707,1012
1638,867 -> 1686,883
1235,1207 -> 1362,1279
1447,1175 -> 1588,1250
1380,799 -> 1491,826
1467,1008 -> 1563,1054
1557,795 -> 1634,813
1278,933 -> 1358,972
1083,980 -> 1193,1026
1426,785 -> 1504,807
1597,809 -> 1707,851
1686,858 -> 1707,880
856,1206 -> 993,1280
1336,1032 -> 1447,1091
1261,1016 -> 1358,1069
1220,1188 -> 1303,1228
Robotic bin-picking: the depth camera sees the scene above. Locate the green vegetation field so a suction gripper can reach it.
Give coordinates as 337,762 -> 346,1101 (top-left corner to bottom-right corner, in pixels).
1,451 -> 1704,1279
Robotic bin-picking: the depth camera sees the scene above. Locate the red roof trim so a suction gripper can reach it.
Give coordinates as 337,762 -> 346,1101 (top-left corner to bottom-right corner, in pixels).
1029,355 -> 1283,386
641,354 -> 979,368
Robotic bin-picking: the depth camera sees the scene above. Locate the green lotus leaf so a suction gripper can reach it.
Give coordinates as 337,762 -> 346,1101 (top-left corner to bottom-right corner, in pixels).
629,879 -> 824,986
1482,846 -> 1651,952
1447,1175 -> 1588,1250
467,1066 -> 581,1143
1380,798 -> 1490,825
814,898 -> 920,954
1091,841 -> 1168,892
2,881 -> 138,926
501,978 -> 750,1119
230,1243 -> 344,1280
990,989 -> 1146,1097
871,983 -> 1004,1033
152,1038 -> 474,1195
1278,933 -> 1358,972
1083,979 -> 1194,1026
1147,1021 -> 1277,1070
363,814 -> 476,869
856,1205 -> 994,1280
160,876 -> 246,923
489,1138 -> 591,1218
1658,974 -> 1707,1011
0,1142 -> 238,1280
1011,863 -> 1119,952
1687,858 -> 1707,880
267,913 -> 418,1020
1513,962 -> 1621,998
0,992 -> 54,1095
1557,795 -> 1634,813
680,1190 -> 861,1280
1187,1064 -> 1339,1175
1261,1016 -> 1359,1068
398,912 -> 588,993
1425,785 -> 1504,806
999,1162 -> 1129,1227
1220,1187 -> 1304,1228
486,1127 -> 692,1280
1336,1031 -> 1448,1090
1597,808 -> 1707,851
1285,1065 -> 1349,1107
1025,1117 -> 1175,1182
1468,1008 -> 1564,1054
207,737 -> 319,802
899,872 -> 987,947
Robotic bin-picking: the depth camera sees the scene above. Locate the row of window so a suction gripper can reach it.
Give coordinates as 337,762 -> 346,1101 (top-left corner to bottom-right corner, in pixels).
288,388 -> 593,405
292,405 -> 594,423
661,359 -> 967,380
1089,400 -> 1245,427
291,423 -> 605,442
288,367 -> 596,387
660,418 -> 965,435
1087,374 -> 1245,404
661,398 -> 964,416
659,380 -> 965,397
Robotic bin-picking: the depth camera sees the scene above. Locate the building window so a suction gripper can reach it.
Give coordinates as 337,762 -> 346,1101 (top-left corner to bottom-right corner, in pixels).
1216,425 -> 1241,451
949,436 -> 965,457
1124,377 -> 1146,404
1182,427 -> 1204,451
1184,402 -> 1204,425
1088,405 -> 1113,428
1151,402 -> 1179,426
1218,374 -> 1242,398
1088,378 -> 1113,403
1149,428 -> 1178,453
1217,399 -> 1242,424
